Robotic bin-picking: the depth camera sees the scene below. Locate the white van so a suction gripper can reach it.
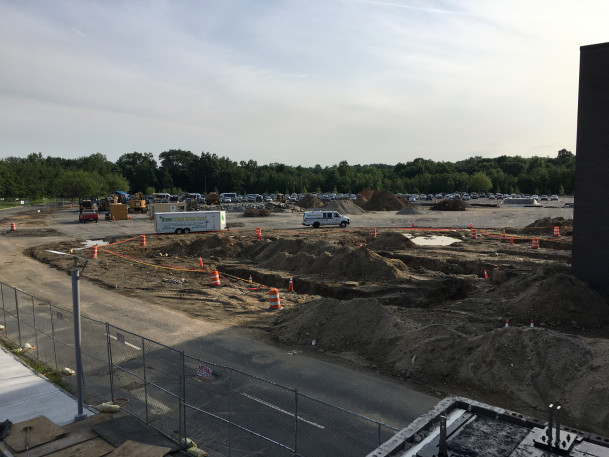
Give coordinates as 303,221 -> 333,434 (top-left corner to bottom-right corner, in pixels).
302,211 -> 350,228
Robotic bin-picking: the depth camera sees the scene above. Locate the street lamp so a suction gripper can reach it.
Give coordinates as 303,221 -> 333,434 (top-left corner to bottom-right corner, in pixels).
47,250 -> 89,421
71,255 -> 88,421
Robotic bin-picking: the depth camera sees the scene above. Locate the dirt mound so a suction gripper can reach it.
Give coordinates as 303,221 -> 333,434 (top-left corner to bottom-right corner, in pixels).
163,233 -> 249,258
431,200 -> 467,211
245,239 -> 410,281
272,298 -> 609,434
526,217 -> 572,228
272,297 -> 399,356
243,208 -> 270,217
368,231 -> 418,250
396,206 -> 420,215
522,217 -> 574,236
295,195 -> 325,209
321,200 -> 366,214
360,190 -> 409,211
500,271 -> 609,328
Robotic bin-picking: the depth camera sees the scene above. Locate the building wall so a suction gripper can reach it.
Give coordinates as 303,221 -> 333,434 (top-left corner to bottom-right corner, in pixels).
572,42 -> 609,294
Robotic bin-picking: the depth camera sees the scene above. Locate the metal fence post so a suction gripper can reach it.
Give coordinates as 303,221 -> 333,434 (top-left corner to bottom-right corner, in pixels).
294,389 -> 299,456
0,283 -> 7,334
106,322 -> 114,402
14,288 -> 22,347
142,338 -> 149,424
179,351 -> 186,447
377,423 -> 382,447
50,304 -> 58,370
228,369 -> 232,457
31,296 -> 39,359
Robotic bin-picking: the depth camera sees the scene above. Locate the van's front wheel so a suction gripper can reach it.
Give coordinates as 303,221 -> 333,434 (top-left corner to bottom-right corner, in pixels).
313,222 -> 320,228
340,221 -> 347,228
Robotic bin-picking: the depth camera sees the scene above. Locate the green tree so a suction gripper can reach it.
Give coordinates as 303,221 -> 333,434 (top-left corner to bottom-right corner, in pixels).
469,172 -> 493,193
116,152 -> 158,193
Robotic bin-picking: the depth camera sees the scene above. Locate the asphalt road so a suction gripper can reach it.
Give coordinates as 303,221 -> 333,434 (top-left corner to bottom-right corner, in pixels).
0,204 -> 457,457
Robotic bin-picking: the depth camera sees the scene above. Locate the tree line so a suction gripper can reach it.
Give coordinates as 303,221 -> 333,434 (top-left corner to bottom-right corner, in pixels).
0,149 -> 575,199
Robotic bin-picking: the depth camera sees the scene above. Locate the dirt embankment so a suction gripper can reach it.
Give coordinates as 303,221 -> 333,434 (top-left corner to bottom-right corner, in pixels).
25,223 -> 609,435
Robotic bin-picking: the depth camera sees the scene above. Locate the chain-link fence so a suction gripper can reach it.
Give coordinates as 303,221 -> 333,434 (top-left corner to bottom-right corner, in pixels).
0,281 -> 398,456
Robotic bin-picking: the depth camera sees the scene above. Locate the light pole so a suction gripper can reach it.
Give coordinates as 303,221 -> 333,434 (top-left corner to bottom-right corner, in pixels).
71,256 -> 88,421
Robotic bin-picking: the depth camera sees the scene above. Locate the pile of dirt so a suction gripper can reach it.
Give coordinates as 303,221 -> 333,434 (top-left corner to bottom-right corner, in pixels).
496,268 -> 609,328
295,195 -> 325,209
522,217 -> 574,236
161,233 -> 250,259
526,217 -> 572,228
271,295 -> 609,435
359,190 -> 410,211
243,208 -> 270,217
396,206 -> 420,215
321,200 -> 366,214
244,239 -> 410,281
367,231 -> 418,251
431,200 -> 467,211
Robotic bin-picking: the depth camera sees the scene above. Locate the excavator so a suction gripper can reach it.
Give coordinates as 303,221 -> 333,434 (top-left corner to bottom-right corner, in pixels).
128,192 -> 148,213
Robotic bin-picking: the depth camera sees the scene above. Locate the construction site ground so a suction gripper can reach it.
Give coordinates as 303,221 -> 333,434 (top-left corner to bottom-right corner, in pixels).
5,200 -> 609,437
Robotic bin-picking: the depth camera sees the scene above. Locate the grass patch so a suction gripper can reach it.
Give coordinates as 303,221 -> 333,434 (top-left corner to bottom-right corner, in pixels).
0,336 -> 70,391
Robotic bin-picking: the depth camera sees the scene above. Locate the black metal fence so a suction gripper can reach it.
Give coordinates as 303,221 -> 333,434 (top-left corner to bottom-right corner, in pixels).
0,281 -> 398,456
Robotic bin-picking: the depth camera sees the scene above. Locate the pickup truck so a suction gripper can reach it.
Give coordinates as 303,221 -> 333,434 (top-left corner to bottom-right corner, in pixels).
79,209 -> 99,223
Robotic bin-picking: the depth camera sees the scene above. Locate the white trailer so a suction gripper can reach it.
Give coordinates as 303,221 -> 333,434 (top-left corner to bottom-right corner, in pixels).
155,211 -> 226,234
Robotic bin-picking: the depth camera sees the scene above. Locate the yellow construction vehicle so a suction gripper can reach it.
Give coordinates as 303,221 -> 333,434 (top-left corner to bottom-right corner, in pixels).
128,192 -> 148,213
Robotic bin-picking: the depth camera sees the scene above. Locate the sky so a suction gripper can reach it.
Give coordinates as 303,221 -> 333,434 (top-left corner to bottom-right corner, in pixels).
1,1 -> 607,167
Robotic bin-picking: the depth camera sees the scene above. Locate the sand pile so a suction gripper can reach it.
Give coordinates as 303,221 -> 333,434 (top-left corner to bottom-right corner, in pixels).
321,200 -> 366,214
358,190 -> 410,211
368,231 -> 418,251
522,217 -> 574,236
295,195 -> 325,209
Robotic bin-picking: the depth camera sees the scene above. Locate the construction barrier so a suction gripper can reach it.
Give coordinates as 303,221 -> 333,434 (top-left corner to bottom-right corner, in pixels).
288,276 -> 293,292
210,270 -> 221,287
531,237 -> 539,249
90,245 -> 98,259
471,228 -> 477,239
256,227 -> 262,241
140,235 -> 146,247
268,288 -> 281,310
370,227 -> 377,238
10,222 -> 16,231
553,226 -> 560,237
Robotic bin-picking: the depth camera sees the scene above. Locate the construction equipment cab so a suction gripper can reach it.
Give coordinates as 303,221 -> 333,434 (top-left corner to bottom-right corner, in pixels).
302,211 -> 350,228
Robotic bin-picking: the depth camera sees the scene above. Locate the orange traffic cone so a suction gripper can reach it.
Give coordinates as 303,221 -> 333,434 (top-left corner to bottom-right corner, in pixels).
504,320 -> 509,328
411,222 -> 415,228
288,276 -> 293,292
199,257 -> 203,267
249,275 -> 252,284
530,320 -> 534,328
484,270 -> 488,279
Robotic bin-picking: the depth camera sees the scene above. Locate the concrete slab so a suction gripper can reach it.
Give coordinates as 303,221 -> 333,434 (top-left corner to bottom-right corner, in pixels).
0,347 -> 95,427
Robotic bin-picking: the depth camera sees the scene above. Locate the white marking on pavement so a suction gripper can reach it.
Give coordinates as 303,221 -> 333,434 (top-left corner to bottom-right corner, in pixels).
105,333 -> 141,350
241,393 -> 325,429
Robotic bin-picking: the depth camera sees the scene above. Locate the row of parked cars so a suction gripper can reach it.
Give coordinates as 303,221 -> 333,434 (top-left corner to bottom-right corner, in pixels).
402,192 -> 560,202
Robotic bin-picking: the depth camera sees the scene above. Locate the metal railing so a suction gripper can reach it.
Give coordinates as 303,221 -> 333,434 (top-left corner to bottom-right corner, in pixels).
0,281 -> 398,456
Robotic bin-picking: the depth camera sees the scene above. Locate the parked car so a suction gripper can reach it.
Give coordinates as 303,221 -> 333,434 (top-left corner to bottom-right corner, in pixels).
540,195 -> 548,201
551,195 -> 559,201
